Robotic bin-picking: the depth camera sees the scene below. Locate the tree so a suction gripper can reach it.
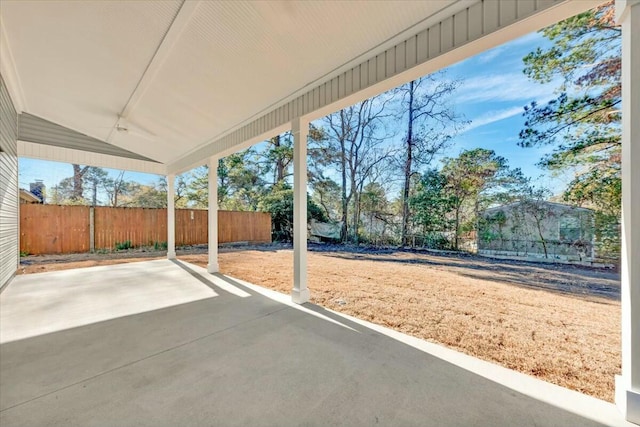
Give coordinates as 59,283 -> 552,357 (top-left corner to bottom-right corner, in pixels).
71,164 -> 90,202
49,164 -> 93,204
310,177 -> 341,221
517,186 -> 554,258
179,166 -> 209,208
324,96 -> 395,243
257,181 -> 327,241
308,125 -> 342,221
441,148 -> 525,250
520,1 -> 620,215
49,166 -> 107,205
263,133 -> 293,185
83,167 -> 109,206
360,182 -> 393,244
216,150 -> 266,210
410,169 -> 457,238
49,177 -> 77,205
258,126 -> 326,188
102,171 -> 136,207
127,182 -> 167,208
395,73 -> 465,246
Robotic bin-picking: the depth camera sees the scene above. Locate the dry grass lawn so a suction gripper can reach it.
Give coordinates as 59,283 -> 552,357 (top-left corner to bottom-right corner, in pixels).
19,245 -> 620,402
183,248 -> 620,403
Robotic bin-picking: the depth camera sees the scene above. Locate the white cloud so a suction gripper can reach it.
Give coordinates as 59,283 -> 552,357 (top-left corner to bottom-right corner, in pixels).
506,32 -> 543,47
457,72 -> 557,104
475,32 -> 543,64
476,46 -> 506,64
462,106 -> 524,133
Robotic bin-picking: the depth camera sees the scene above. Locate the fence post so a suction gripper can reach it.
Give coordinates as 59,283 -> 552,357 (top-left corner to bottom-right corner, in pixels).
89,207 -> 95,252
207,156 -> 219,273
167,174 -> 176,259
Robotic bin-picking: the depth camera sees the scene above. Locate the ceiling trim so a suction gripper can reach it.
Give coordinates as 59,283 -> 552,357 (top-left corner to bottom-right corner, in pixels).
0,13 -> 27,112
107,0 -> 201,142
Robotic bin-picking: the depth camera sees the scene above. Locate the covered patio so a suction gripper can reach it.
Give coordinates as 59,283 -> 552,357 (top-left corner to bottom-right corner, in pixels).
1,0 -> 639,424
0,260 -> 626,426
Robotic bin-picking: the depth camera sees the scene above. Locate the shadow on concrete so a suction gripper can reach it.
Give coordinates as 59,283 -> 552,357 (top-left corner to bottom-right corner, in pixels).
210,272 -> 259,297
170,259 -> 240,297
1,271 -> 610,427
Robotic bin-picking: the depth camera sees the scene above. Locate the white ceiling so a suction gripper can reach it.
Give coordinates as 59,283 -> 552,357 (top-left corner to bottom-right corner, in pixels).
1,0 -> 457,165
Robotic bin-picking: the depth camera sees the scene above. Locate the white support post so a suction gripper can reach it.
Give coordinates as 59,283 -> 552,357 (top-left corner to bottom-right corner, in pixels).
207,156 -> 219,273
292,117 -> 309,304
616,0 -> 640,424
167,173 -> 176,260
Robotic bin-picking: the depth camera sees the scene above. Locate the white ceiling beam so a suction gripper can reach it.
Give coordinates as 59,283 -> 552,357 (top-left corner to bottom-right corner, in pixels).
107,0 -> 200,141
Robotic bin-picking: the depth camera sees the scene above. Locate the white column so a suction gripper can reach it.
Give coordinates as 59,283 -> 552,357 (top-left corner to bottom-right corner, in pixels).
292,117 -> 309,304
208,157 -> 219,273
167,173 -> 176,260
616,0 -> 640,423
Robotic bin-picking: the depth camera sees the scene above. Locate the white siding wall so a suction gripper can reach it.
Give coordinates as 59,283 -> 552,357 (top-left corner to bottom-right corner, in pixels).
0,73 -> 19,290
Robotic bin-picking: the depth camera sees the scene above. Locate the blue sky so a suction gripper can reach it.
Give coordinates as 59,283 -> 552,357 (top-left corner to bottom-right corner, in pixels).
19,30 -> 571,198
18,158 -> 161,192
442,32 -> 571,192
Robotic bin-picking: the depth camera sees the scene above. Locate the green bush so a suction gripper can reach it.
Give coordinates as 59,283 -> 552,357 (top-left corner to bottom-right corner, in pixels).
154,241 -> 168,251
115,240 -> 133,251
257,181 -> 327,242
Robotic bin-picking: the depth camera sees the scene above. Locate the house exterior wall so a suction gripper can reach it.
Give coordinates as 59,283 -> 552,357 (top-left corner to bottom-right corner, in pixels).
478,202 -> 594,262
0,73 -> 19,291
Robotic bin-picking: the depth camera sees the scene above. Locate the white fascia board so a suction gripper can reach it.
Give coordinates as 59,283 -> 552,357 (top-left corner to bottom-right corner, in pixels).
18,141 -> 167,175
167,0 -> 602,173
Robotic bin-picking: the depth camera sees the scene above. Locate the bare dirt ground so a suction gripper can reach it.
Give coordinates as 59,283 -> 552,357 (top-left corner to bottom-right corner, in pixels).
19,244 -> 620,402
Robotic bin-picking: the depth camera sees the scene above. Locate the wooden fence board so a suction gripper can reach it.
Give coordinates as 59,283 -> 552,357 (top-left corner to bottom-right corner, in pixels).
20,204 -> 90,254
95,207 -> 168,249
176,209 -> 208,246
218,210 -> 272,243
20,205 -> 271,254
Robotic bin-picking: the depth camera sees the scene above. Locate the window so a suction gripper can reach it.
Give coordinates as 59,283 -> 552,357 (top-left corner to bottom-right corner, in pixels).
559,216 -> 581,241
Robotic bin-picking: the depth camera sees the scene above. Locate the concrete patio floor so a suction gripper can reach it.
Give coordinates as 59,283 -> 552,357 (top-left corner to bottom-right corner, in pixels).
0,259 -> 630,427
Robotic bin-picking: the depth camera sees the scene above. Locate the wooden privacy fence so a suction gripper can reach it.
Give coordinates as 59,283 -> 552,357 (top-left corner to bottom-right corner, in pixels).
20,204 -> 271,255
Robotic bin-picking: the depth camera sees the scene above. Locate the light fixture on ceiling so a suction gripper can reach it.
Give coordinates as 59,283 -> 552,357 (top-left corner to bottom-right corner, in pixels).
114,116 -> 155,140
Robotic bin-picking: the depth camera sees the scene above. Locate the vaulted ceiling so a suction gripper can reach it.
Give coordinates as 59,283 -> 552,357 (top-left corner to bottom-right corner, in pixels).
1,0 -> 458,165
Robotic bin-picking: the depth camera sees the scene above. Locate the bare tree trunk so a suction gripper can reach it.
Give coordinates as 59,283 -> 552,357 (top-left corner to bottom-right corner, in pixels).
533,213 -> 549,258
340,111 -> 349,242
352,192 -> 360,244
325,100 -> 391,243
72,164 -> 89,202
401,80 -> 415,247
92,183 -> 97,206
272,135 -> 286,183
317,190 -> 332,220
454,205 -> 461,251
